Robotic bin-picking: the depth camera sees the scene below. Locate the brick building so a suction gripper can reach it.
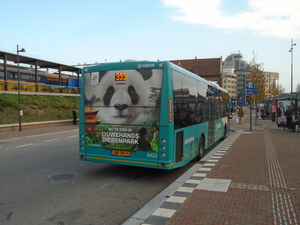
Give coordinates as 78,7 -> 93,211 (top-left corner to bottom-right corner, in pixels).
170,57 -> 223,86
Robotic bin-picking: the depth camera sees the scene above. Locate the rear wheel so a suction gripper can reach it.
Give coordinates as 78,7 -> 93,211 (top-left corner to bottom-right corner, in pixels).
196,136 -> 205,161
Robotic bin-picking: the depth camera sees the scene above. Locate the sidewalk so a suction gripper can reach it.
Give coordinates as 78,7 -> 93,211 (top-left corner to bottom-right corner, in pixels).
140,107 -> 300,225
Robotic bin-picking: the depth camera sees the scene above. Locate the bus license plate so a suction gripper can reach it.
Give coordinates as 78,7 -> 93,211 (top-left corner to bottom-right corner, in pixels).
112,150 -> 131,157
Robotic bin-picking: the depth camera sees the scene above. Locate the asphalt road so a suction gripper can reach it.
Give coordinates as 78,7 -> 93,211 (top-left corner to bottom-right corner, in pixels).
0,131 -> 195,225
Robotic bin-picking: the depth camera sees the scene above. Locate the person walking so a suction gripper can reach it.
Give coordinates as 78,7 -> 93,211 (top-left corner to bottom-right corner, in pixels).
72,107 -> 78,125
284,106 -> 293,130
237,106 -> 244,125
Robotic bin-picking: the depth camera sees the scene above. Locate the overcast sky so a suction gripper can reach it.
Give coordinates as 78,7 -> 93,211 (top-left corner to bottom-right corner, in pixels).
1,0 -> 300,92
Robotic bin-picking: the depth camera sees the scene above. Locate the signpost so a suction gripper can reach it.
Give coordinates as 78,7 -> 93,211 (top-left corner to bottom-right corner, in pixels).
244,83 -> 259,132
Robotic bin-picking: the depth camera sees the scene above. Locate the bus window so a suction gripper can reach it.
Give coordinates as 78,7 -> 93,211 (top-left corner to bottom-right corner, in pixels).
182,75 -> 197,126
197,81 -> 208,123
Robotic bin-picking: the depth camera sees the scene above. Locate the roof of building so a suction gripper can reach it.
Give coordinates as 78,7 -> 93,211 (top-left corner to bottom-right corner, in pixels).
0,50 -> 81,74
170,58 -> 222,76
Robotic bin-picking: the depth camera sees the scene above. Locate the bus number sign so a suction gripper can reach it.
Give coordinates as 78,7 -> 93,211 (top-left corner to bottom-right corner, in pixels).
115,72 -> 127,81
112,150 -> 131,157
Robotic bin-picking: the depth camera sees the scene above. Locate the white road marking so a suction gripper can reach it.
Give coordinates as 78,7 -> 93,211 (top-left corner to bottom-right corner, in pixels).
68,135 -> 78,138
17,143 -> 33,148
45,139 -> 58,142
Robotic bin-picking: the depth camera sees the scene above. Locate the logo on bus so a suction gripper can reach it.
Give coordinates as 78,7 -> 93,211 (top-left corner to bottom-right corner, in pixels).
137,63 -> 156,69
185,136 -> 195,144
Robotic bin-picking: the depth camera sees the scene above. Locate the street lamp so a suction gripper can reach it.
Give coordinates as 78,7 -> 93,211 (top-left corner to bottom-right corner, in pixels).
289,38 -> 296,93
17,45 -> 26,131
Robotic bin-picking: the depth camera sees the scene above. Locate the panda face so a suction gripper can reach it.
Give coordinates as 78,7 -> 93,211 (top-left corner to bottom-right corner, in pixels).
85,69 -> 161,125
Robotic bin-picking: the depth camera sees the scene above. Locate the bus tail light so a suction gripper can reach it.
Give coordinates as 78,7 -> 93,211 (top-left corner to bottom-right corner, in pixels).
80,155 -> 85,159
161,163 -> 166,168
161,153 -> 166,157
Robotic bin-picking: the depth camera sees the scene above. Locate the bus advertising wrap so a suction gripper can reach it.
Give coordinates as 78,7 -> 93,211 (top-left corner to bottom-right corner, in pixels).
84,69 -> 162,152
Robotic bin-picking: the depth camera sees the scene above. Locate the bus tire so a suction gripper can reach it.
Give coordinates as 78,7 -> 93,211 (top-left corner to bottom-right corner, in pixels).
196,136 -> 205,161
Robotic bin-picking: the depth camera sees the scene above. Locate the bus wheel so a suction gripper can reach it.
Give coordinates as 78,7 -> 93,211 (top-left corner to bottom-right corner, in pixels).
197,136 -> 205,161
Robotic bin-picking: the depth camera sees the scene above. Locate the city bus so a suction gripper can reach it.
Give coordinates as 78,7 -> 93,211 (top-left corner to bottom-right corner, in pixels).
79,61 -> 229,170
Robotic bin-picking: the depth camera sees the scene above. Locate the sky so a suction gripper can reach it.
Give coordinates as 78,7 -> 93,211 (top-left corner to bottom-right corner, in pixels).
1,0 -> 300,92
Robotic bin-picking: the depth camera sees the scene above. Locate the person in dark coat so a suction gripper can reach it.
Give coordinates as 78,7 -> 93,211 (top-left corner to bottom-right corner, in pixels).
290,110 -> 300,132
285,106 -> 293,129
72,108 -> 78,125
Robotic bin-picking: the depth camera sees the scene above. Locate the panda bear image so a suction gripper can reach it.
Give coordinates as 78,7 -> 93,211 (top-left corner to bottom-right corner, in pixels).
84,69 -> 162,125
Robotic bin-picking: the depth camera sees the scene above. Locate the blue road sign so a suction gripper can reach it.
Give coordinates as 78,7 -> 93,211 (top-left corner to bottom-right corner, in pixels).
237,98 -> 244,104
244,88 -> 258,94
248,82 -> 254,89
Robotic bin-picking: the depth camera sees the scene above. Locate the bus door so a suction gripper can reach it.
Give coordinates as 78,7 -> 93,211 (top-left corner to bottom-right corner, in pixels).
207,87 -> 215,146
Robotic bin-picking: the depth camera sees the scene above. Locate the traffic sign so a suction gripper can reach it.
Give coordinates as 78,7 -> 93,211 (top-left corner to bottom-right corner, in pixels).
237,98 -> 244,104
244,88 -> 258,94
248,82 -> 254,89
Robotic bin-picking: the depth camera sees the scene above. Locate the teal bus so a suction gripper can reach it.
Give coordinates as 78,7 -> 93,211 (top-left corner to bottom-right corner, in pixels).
79,61 -> 229,170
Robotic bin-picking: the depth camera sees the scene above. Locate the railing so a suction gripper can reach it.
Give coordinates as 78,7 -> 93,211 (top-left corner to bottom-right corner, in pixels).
0,81 -> 81,94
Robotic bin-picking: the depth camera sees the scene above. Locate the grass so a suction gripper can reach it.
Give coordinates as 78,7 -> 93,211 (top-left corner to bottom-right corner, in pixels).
0,93 -> 80,124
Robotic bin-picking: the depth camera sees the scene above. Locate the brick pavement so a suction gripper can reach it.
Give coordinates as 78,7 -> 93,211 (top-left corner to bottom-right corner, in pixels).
165,108 -> 300,225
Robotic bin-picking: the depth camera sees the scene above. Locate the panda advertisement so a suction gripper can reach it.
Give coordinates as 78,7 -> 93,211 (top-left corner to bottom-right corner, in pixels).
84,69 -> 162,152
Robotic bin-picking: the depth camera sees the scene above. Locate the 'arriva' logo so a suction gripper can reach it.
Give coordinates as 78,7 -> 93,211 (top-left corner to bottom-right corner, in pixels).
137,63 -> 156,69
185,136 -> 195,144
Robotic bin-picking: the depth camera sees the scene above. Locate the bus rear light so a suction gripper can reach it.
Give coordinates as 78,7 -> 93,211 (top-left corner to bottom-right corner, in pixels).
80,155 -> 85,159
161,146 -> 166,150
161,153 -> 166,157
161,163 -> 166,168
162,139 -> 167,144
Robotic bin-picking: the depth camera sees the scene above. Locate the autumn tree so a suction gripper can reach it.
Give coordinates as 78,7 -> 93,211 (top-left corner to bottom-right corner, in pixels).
246,54 -> 266,125
268,83 -> 285,99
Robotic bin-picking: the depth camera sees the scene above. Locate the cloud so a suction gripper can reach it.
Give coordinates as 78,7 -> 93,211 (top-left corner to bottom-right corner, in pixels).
161,0 -> 300,38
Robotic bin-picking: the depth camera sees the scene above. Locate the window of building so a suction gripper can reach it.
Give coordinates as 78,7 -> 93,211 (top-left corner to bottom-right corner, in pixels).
192,66 -> 199,74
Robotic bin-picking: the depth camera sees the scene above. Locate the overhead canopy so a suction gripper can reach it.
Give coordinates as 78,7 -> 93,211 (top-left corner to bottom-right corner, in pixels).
0,50 -> 81,73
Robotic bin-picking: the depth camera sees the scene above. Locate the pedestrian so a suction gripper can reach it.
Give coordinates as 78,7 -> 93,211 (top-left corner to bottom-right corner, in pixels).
284,106 -> 292,130
260,107 -> 265,119
237,106 -> 244,125
72,107 -> 78,125
290,110 -> 300,132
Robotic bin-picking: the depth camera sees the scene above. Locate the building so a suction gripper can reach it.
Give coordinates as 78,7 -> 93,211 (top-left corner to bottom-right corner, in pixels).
223,52 -> 279,101
222,68 -> 237,99
170,57 -> 223,86
223,52 -> 250,70
263,71 -> 279,98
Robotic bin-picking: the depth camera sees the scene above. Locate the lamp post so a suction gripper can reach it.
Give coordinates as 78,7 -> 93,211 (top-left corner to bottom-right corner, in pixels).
289,38 -> 296,93
17,45 -> 26,131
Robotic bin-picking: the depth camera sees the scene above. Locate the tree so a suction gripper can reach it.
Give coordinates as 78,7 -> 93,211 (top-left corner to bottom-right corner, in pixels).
269,83 -> 285,99
246,53 -> 266,125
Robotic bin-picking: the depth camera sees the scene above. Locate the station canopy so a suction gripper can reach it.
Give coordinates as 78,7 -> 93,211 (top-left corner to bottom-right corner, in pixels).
0,50 -> 81,74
